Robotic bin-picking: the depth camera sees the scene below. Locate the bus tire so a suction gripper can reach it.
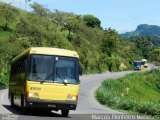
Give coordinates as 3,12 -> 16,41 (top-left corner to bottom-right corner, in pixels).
141,67 -> 144,71
61,110 -> 69,117
11,94 -> 15,108
21,94 -> 24,109
21,95 -> 29,114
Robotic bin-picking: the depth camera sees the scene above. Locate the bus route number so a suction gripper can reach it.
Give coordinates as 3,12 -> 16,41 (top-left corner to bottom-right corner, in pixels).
30,87 -> 41,90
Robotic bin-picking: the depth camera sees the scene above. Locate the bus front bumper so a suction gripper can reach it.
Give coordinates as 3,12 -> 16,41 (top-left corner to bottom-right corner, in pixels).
25,98 -> 77,110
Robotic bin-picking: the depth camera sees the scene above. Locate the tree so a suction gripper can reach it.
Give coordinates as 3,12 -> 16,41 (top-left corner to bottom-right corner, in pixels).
0,3 -> 19,31
64,16 -> 82,39
83,15 -> 101,28
30,2 -> 49,17
149,48 -> 160,64
101,28 -> 120,56
130,36 -> 154,58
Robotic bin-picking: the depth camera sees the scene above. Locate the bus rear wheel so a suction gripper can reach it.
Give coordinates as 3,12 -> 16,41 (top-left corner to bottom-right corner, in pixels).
21,95 -> 30,114
11,94 -> 15,108
61,110 -> 69,117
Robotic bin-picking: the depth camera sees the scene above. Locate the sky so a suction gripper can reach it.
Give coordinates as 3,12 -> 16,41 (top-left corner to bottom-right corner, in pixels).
0,0 -> 160,33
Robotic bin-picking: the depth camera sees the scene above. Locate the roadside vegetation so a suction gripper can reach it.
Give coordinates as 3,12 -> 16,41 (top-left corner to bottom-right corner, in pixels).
96,69 -> 160,116
148,48 -> 160,66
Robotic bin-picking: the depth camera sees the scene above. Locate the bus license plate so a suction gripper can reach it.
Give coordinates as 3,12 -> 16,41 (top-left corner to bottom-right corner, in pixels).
48,104 -> 56,108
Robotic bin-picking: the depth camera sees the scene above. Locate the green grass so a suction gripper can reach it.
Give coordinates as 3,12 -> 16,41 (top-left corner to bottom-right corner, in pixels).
96,69 -> 160,116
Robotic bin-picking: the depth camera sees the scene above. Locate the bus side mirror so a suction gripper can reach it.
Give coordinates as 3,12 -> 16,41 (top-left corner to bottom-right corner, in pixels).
79,65 -> 82,76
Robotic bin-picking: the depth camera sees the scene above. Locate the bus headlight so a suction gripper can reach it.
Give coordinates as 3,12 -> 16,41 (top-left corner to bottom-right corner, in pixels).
67,95 -> 76,100
28,93 -> 39,98
28,93 -> 34,97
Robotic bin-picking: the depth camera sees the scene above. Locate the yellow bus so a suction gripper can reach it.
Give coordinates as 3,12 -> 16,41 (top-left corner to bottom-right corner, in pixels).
9,47 -> 82,117
141,59 -> 148,68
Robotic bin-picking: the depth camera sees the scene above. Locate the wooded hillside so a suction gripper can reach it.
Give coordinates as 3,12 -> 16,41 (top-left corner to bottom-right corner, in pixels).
0,2 -> 143,88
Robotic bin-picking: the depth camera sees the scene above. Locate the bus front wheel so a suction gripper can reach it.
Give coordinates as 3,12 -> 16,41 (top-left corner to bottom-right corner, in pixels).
61,110 -> 69,117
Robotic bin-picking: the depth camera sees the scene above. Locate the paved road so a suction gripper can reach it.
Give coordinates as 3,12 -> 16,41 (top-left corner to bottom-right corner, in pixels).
0,65 -> 155,120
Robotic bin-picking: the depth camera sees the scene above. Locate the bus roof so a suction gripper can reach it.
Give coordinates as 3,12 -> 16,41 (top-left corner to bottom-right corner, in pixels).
12,47 -> 79,62
141,59 -> 147,62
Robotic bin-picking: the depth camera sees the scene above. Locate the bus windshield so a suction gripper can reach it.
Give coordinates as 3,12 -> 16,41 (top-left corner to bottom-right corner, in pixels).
134,61 -> 141,66
28,55 -> 79,84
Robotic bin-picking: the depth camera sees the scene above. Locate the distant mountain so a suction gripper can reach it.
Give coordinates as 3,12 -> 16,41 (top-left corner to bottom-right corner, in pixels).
121,24 -> 160,38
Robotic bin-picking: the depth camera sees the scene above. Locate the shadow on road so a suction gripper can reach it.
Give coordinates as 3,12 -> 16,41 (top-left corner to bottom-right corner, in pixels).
2,105 -> 72,118
2,105 -> 92,120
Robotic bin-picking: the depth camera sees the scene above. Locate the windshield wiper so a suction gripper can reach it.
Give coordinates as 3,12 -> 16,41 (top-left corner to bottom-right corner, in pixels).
45,72 -> 54,80
37,80 -> 45,83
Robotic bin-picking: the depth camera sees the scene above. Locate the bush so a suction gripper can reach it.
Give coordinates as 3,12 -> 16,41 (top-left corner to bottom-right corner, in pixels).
0,75 -> 9,89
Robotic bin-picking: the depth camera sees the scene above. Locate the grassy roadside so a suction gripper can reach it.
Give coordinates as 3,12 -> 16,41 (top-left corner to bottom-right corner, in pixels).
95,69 -> 160,116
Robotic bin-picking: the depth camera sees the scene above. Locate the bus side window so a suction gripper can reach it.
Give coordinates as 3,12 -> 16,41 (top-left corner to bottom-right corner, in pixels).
12,63 -> 15,74
17,61 -> 19,73
15,62 -> 17,73
15,63 -> 17,73
26,57 -> 30,73
19,60 -> 21,72
10,64 -> 13,76
17,61 -> 20,73
21,59 -> 25,72
79,65 -> 82,75
20,60 -> 22,72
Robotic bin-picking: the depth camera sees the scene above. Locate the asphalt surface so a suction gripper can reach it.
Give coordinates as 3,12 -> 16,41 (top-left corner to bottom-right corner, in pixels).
0,65 -> 155,120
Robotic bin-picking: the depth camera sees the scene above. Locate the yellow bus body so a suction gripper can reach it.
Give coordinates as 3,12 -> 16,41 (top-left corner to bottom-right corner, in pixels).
9,47 -> 81,116
26,81 -> 79,100
141,59 -> 148,68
